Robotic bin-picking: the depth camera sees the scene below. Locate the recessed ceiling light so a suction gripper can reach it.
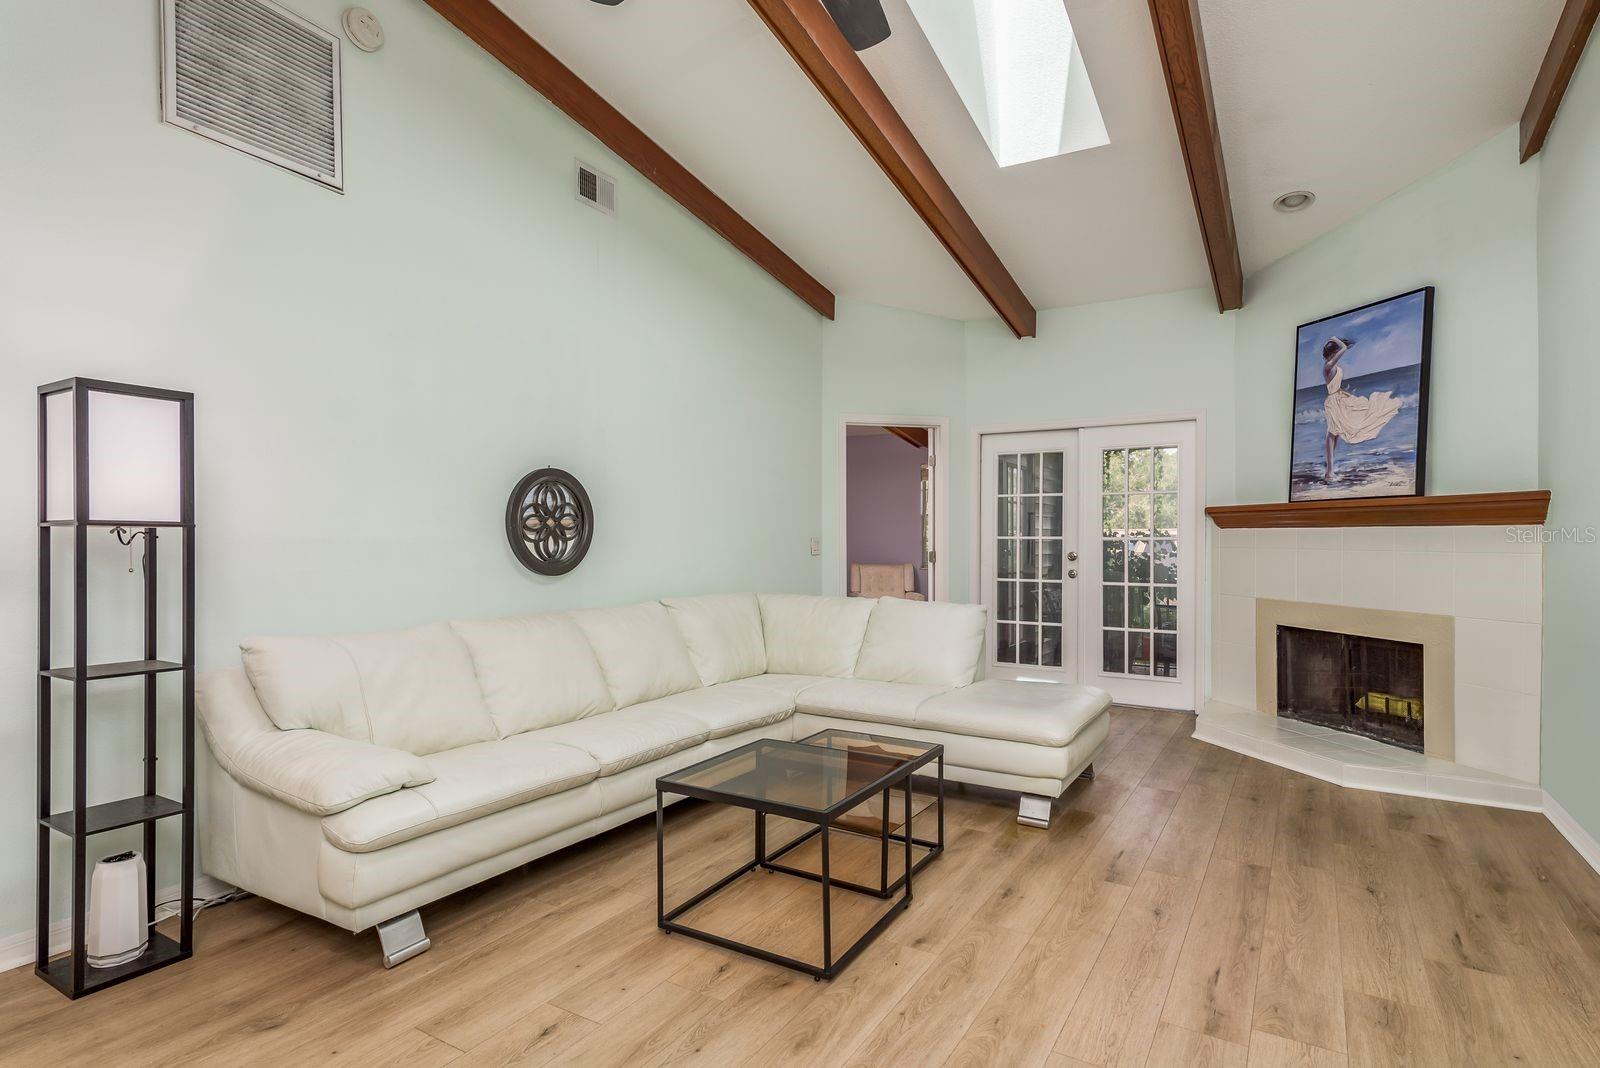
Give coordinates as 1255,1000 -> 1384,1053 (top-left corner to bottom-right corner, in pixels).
1273,190 -> 1316,213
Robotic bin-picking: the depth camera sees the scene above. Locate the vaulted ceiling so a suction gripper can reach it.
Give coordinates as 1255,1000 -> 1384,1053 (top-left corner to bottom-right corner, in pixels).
488,0 -> 1564,321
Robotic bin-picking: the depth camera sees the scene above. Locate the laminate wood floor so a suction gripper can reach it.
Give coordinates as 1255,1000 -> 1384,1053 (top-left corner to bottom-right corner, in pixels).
5,707 -> 1600,1066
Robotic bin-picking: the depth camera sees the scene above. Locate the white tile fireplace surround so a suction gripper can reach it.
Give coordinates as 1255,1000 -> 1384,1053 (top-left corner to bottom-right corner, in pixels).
1206,524 -> 1543,798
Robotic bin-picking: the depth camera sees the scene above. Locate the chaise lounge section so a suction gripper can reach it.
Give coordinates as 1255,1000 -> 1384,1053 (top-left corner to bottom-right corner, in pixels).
197,593 -> 1109,964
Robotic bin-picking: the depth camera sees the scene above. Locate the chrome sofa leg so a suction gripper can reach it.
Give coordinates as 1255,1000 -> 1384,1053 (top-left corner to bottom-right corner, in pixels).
376,910 -> 430,968
1017,794 -> 1053,829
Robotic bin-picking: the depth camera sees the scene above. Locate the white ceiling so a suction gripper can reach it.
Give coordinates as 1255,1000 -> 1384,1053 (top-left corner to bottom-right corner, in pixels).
490,0 -> 1561,322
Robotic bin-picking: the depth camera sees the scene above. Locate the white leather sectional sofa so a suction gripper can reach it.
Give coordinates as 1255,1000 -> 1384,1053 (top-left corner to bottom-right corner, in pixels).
197,593 -> 1110,964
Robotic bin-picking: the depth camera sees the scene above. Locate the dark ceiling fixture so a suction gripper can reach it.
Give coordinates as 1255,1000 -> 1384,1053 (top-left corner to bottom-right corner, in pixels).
587,0 -> 889,52
505,467 -> 594,575
820,0 -> 891,50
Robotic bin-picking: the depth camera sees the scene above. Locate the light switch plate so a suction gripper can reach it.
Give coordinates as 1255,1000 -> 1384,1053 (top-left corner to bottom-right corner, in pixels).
809,537 -> 821,557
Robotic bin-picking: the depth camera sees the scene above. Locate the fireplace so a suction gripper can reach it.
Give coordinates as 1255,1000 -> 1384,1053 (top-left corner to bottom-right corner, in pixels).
1275,625 -> 1424,753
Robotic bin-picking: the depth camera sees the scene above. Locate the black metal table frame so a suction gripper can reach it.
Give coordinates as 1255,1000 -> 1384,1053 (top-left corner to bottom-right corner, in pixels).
655,739 -> 944,981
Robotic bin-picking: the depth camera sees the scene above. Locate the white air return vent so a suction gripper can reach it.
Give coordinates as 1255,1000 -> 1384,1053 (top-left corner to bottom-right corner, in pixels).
161,0 -> 343,191
575,161 -> 616,216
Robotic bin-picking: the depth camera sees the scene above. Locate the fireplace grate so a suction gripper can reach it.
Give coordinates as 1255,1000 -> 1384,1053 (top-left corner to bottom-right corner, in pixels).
1276,626 -> 1424,752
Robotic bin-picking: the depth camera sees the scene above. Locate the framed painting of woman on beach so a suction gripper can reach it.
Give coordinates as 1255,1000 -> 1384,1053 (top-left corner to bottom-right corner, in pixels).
1289,287 -> 1433,502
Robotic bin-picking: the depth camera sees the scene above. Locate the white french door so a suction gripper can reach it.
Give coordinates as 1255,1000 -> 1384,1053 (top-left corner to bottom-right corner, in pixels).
980,431 -> 1081,682
1077,421 -> 1198,709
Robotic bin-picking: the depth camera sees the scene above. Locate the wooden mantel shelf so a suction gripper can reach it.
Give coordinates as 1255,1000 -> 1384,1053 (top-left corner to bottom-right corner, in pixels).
1205,490 -> 1551,529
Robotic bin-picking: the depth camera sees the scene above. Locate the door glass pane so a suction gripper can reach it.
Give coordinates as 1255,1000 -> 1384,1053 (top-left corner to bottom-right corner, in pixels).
1154,493 -> 1178,537
1102,586 -> 1124,627
1128,539 -> 1151,583
998,497 -> 1018,536
1098,444 -> 1180,681
1041,582 -> 1062,624
1155,633 -> 1177,677
1127,494 -> 1152,537
1127,448 -> 1153,491
1154,586 -> 1178,631
1153,539 -> 1178,583
998,539 -> 1017,578
1019,540 -> 1038,580
1021,582 -> 1040,622
1020,453 -> 1040,494
1102,449 -> 1126,493
1101,496 -> 1126,537
1040,626 -> 1062,667
1040,541 -> 1062,581
999,454 -> 1021,495
1102,630 -> 1125,673
1154,446 -> 1179,491
1040,495 -> 1063,537
1102,539 -> 1125,582
997,623 -> 1017,663
997,581 -> 1017,621
1018,625 -> 1038,664
1129,632 -> 1152,675
1020,495 -> 1041,537
1128,586 -> 1152,629
1042,452 -> 1064,494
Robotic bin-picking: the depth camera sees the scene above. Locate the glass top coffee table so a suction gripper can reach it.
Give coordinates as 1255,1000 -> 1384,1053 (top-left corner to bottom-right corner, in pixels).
655,729 -> 944,980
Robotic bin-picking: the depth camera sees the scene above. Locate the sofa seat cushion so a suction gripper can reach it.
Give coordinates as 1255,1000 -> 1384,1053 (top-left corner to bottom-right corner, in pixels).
721,673 -> 832,704
853,598 -> 987,688
915,680 -> 1112,747
449,613 -> 613,736
241,624 -> 497,756
571,603 -> 702,709
637,683 -> 793,740
529,706 -> 709,776
795,678 -> 949,727
321,735 -> 599,853
662,593 -> 767,686
758,594 -> 876,678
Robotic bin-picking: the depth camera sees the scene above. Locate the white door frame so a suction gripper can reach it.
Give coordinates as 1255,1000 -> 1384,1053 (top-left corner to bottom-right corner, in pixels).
837,413 -> 951,601
971,410 -> 1207,711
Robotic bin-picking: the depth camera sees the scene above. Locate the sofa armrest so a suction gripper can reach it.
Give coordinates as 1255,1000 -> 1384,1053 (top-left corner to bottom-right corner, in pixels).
198,668 -> 434,816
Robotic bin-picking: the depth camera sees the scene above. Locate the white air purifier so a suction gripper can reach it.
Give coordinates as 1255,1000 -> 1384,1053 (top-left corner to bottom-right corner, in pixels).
86,851 -> 148,968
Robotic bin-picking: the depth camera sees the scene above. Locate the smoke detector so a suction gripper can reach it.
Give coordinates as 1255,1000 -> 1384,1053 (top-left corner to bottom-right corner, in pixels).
342,7 -> 384,51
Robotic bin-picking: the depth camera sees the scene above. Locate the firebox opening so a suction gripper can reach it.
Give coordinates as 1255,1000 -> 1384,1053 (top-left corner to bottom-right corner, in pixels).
1275,625 -> 1424,753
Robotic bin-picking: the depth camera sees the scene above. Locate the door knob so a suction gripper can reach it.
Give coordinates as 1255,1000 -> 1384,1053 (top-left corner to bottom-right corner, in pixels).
1067,568 -> 1079,579
1066,550 -> 1079,561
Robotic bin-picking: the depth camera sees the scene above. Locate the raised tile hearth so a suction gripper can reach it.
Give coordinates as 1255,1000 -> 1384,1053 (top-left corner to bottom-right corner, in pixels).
1196,701 -> 1543,810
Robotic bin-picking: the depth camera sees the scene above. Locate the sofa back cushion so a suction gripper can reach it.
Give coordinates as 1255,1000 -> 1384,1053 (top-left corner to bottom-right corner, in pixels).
758,594 -> 876,678
241,623 -> 497,756
853,597 -> 987,688
449,613 -> 614,736
662,593 -> 767,686
571,601 -> 701,708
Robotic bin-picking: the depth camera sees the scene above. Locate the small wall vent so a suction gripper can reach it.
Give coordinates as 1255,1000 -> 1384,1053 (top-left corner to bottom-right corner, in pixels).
576,161 -> 617,216
161,0 -> 343,191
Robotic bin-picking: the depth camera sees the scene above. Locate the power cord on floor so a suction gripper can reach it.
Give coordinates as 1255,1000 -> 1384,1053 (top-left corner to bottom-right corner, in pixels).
147,889 -> 252,927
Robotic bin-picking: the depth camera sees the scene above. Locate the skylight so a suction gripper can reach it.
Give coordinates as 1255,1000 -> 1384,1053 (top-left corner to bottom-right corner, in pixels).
906,0 -> 1108,168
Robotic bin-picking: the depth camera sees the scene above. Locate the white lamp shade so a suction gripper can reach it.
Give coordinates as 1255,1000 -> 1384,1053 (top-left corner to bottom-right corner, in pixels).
45,388 -> 183,523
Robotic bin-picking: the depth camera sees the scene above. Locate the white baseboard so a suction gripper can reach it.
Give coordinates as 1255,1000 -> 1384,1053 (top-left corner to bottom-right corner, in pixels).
0,874 -> 235,976
1544,790 -> 1600,877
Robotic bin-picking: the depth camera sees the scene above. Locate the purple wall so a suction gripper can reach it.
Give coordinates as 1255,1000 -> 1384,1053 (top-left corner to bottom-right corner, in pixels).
845,432 -> 929,597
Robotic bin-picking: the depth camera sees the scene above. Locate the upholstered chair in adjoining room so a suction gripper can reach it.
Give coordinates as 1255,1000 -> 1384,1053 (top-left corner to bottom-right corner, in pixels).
849,562 -> 926,600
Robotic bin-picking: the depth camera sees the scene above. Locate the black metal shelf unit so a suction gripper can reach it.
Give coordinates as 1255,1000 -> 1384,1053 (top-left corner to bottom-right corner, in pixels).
36,378 -> 195,999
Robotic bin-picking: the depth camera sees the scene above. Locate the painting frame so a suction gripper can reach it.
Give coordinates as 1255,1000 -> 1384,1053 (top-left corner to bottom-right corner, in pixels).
1287,285 -> 1434,503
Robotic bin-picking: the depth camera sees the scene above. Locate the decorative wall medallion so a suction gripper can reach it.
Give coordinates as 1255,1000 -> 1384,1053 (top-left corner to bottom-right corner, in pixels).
505,468 -> 593,575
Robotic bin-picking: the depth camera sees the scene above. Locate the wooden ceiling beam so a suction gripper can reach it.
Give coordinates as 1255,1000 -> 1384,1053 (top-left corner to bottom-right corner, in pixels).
1520,0 -> 1600,162
1147,0 -> 1244,312
421,0 -> 836,319
744,0 -> 1038,338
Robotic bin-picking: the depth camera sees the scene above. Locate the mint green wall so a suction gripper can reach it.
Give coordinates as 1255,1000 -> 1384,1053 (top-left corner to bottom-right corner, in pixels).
0,0 -> 822,948
1537,44 -> 1600,843
820,300 -> 968,596
1234,126 -> 1541,503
